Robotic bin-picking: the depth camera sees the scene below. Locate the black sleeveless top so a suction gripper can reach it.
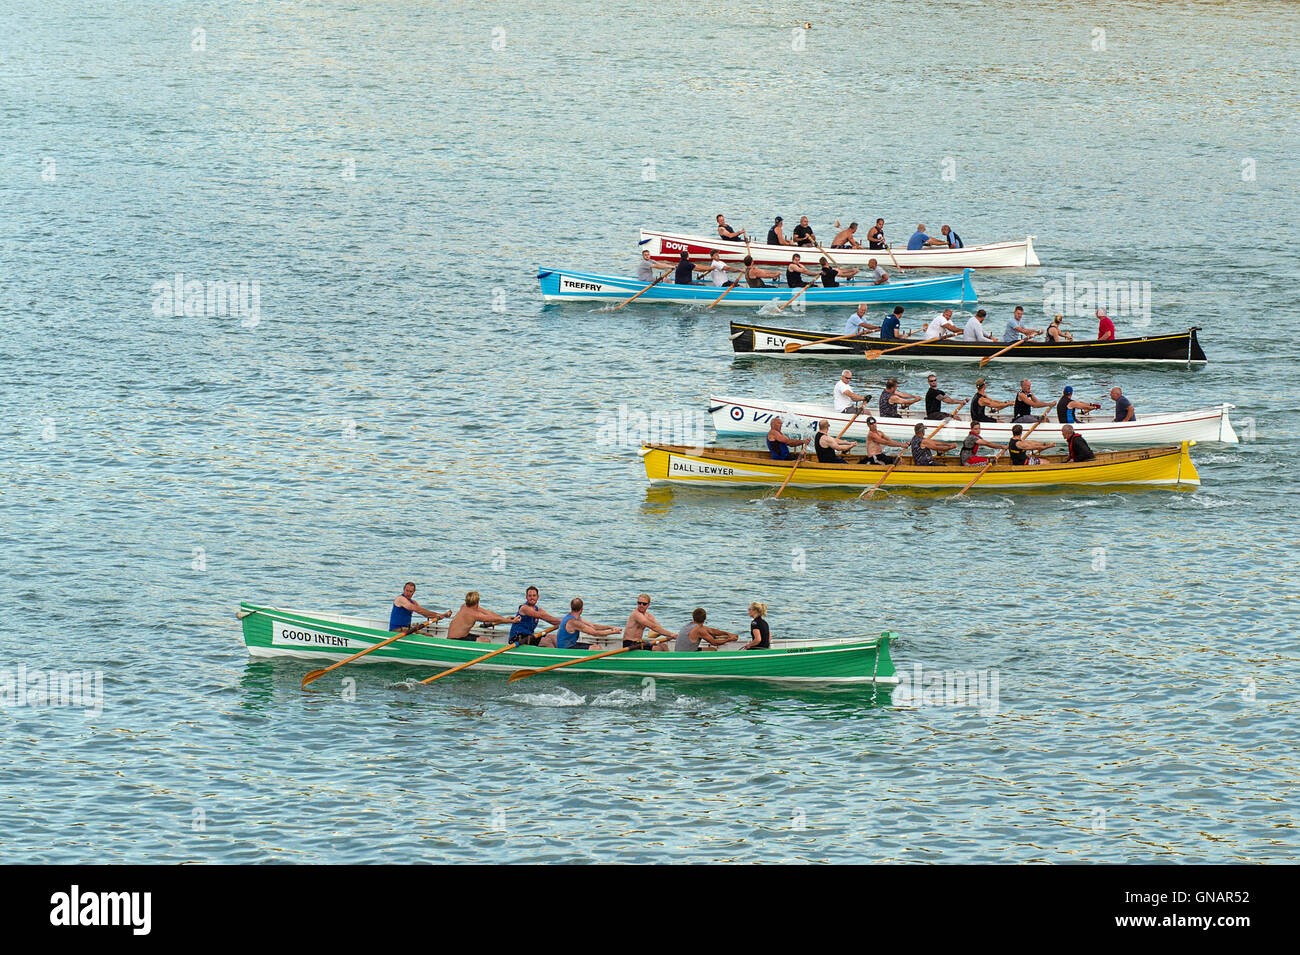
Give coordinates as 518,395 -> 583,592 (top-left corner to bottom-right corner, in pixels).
971,393 -> 993,423
821,266 -> 838,287
1014,392 -> 1033,419
787,267 -> 806,288
813,432 -> 839,463
1008,436 -> 1026,466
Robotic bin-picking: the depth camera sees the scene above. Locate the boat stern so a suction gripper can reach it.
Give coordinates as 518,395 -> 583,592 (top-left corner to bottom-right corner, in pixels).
729,322 -> 756,354
872,631 -> 898,683
641,445 -> 670,482
1177,442 -> 1201,487
1024,235 -> 1040,267
1217,404 -> 1239,444
961,268 -> 977,304
537,267 -> 560,300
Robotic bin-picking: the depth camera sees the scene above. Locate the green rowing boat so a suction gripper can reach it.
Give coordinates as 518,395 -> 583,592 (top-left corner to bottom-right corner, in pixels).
238,603 -> 898,685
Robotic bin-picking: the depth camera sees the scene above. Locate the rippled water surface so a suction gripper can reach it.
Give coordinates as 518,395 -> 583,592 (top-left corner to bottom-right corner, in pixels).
2,0 -> 1298,863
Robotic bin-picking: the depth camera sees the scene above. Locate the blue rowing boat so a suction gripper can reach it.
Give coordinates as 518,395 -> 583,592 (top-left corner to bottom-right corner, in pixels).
537,267 -> 977,307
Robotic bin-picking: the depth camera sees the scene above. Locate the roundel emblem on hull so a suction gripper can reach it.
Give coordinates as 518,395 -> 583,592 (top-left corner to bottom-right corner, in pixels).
729,406 -> 744,420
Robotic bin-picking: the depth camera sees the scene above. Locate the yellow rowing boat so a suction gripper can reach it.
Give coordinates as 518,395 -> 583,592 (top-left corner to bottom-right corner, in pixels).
641,443 -> 1200,491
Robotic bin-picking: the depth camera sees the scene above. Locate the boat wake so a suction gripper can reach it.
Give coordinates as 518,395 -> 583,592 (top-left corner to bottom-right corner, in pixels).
510,687 -> 651,708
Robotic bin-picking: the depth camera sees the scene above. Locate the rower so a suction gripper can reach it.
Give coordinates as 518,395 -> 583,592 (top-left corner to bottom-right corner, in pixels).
1001,306 -> 1041,342
971,377 -> 1013,423
878,378 -> 921,418
880,305 -> 912,341
960,422 -> 1006,465
1096,308 -> 1117,341
924,372 -> 965,420
1061,424 -> 1096,462
813,419 -> 856,463
1046,315 -> 1074,342
791,216 -> 817,247
863,417 -> 908,465
766,416 -> 810,460
939,224 -> 964,249
786,252 -> 816,288
866,218 -> 887,250
1056,386 -> 1101,424
830,222 -> 861,249
844,304 -> 881,337
767,216 -> 793,246
674,250 -> 707,285
865,258 -> 889,285
389,582 -> 450,633
925,308 -> 963,339
676,607 -> 738,652
636,248 -> 655,283
508,586 -> 562,645
1110,386 -> 1137,422
910,422 -> 956,465
1012,379 -> 1053,423
705,249 -> 740,287
962,309 -> 997,342
716,213 -> 747,242
1007,424 -> 1053,466
744,255 -> 781,287
447,591 -> 521,642
623,594 -> 673,651
539,597 -> 622,650
741,602 -> 771,650
819,256 -> 858,287
835,370 -> 870,415
907,223 -> 946,250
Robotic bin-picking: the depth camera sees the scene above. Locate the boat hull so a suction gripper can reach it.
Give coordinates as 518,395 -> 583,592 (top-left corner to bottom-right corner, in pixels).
641,443 -> 1200,490
537,267 -> 976,306
239,604 -> 899,685
640,229 -> 1039,269
708,396 -> 1238,446
730,321 -> 1208,364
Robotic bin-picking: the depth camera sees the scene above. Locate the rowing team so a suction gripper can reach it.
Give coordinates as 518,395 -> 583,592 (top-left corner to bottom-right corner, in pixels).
832,370 -> 1136,424
388,583 -> 773,652
852,306 -> 1116,343
638,248 -> 887,290
713,214 -> 962,252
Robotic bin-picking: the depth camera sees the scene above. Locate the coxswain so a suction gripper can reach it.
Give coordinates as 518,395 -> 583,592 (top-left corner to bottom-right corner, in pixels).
959,422 -> 1006,465
1056,386 -> 1101,424
834,370 -> 870,415
744,255 -> 781,287
1007,423 -> 1053,466
910,422 -> 956,465
1046,315 -> 1073,342
508,586 -> 562,646
766,416 -> 810,460
843,304 -> 881,337
786,252 -> 816,287
1012,379 -> 1053,423
971,377 -> 1013,423
962,308 -> 997,342
716,213 -> 747,242
880,305 -> 913,341
622,594 -> 674,651
878,378 -> 921,418
939,224 -> 964,248
907,223 -> 946,250
1110,386 -> 1136,422
791,216 -> 817,247
1060,424 -> 1096,462
830,222 -> 862,249
819,256 -> 858,287
676,608 -> 738,652
538,597 -> 621,650
1001,305 -> 1041,342
924,308 -> 963,339
924,372 -> 965,420
741,602 -> 772,650
866,218 -> 887,250
813,419 -> 856,463
767,216 -> 793,246
1096,308 -> 1117,341
388,582 -> 450,633
447,591 -> 521,642
863,417 -> 908,465
865,257 -> 889,285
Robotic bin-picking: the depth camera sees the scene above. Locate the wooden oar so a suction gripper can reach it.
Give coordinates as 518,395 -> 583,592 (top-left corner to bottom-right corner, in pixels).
506,636 -> 670,684
706,274 -> 741,308
814,241 -> 840,268
301,620 -> 429,688
979,329 -> 1042,368
884,243 -> 905,274
613,267 -> 672,311
776,280 -> 815,312
862,331 -> 958,360
954,407 -> 1053,497
773,450 -> 805,498
784,331 -> 865,353
836,409 -> 864,439
860,399 -> 968,499
415,625 -> 560,685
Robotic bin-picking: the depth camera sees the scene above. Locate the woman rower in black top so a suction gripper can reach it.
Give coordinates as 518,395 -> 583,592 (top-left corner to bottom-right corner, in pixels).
742,602 -> 771,650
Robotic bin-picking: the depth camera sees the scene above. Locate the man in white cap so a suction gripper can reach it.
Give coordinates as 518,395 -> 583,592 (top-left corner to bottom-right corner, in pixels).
833,370 -> 870,415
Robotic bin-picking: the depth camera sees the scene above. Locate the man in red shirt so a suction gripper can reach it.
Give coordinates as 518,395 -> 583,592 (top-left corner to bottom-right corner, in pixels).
1096,308 -> 1117,341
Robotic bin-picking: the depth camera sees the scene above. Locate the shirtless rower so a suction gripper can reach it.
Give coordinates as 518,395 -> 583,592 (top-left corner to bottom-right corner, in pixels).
862,417 -> 909,465
539,597 -> 622,650
447,591 -> 521,643
830,221 -> 862,249
623,594 -> 674,651
388,582 -> 450,633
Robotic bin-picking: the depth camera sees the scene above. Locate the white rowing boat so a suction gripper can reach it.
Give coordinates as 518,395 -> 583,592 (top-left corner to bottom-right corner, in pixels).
640,229 -> 1040,269
708,395 -> 1238,447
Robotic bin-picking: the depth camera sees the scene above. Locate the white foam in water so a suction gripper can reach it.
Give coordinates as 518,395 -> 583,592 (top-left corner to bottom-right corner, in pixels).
755,299 -> 785,316
511,687 -> 588,707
